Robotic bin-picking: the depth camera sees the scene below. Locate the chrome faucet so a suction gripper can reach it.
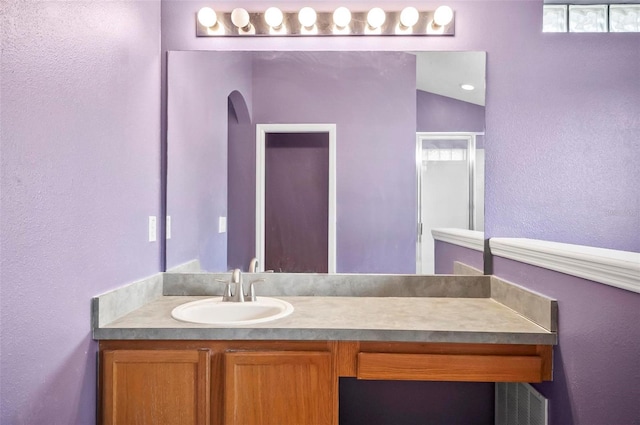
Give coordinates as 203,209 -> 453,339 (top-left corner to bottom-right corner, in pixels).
249,257 -> 274,274
249,257 -> 259,273
228,269 -> 245,302
217,269 -> 264,302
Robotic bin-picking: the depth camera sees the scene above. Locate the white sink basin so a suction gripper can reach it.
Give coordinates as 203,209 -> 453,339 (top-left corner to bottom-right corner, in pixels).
171,297 -> 294,326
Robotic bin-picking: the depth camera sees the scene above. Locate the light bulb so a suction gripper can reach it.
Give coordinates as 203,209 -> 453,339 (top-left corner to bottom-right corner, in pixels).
197,7 -> 218,28
400,7 -> 419,28
433,6 -> 454,27
264,7 -> 283,28
298,7 -> 317,28
333,7 -> 352,28
367,7 -> 386,29
231,8 -> 251,29
460,84 -> 475,91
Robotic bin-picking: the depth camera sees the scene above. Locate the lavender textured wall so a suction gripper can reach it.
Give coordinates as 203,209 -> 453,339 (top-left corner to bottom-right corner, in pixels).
162,1 -> 639,423
0,1 -> 161,423
0,1 -> 633,424
162,0 -> 639,252
434,241 -> 485,274
166,51 -> 253,271
252,51 -> 417,273
493,258 -> 640,425
227,97 -> 256,270
483,5 -> 640,251
417,90 -> 486,133
168,50 -> 417,273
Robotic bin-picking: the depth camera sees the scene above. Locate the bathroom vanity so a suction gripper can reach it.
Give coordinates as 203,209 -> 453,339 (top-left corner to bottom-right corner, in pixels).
93,272 -> 557,425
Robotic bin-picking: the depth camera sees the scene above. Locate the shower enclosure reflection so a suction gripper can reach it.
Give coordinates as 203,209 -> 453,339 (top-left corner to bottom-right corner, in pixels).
166,51 -> 486,274
416,133 -> 484,274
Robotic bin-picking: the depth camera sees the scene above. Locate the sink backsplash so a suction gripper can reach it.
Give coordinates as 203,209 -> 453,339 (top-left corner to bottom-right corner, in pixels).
163,272 -> 491,298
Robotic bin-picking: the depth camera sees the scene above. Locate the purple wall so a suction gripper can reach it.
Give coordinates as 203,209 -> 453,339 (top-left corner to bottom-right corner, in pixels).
479,5 -> 640,251
417,90 -> 486,133
166,51 -> 253,271
252,51 -> 417,273
162,0 -> 640,252
227,95 -> 256,271
493,258 -> 640,425
434,241 -> 485,274
340,379 -> 493,425
161,1 -> 639,424
1,0 -> 636,424
168,50 -> 417,273
1,1 -> 161,423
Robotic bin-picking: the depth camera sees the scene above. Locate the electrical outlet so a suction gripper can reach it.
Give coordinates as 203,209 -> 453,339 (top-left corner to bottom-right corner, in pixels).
148,216 -> 157,242
166,216 -> 172,240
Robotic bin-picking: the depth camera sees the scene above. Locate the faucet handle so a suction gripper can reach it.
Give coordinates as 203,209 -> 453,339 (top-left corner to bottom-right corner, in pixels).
247,278 -> 266,302
231,268 -> 242,283
214,278 -> 232,301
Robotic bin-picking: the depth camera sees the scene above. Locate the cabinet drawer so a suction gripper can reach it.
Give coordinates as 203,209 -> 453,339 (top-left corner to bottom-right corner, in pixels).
357,352 -> 543,382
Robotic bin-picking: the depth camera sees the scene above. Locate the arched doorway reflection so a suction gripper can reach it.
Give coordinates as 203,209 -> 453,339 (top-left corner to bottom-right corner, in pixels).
227,90 -> 254,270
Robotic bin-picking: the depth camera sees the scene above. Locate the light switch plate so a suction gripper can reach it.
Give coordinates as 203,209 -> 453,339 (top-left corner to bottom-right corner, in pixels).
218,216 -> 227,233
148,216 -> 157,242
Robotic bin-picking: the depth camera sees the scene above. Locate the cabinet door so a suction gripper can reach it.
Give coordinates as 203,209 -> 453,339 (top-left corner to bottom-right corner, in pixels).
224,351 -> 334,425
102,349 -> 210,425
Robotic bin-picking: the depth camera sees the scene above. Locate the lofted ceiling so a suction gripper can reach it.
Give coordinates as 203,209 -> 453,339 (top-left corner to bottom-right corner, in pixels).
413,51 -> 486,106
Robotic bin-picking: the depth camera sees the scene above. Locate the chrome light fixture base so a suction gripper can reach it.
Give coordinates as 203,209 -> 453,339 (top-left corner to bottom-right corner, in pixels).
196,9 -> 455,37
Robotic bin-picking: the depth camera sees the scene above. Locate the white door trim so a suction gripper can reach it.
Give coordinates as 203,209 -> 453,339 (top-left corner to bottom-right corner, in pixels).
256,123 -> 337,273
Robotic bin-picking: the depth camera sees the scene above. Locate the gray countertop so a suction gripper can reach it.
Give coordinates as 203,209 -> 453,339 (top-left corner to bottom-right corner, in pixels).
94,294 -> 557,345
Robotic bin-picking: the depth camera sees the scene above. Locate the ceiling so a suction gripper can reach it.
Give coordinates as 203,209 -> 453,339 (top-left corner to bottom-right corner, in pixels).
413,51 -> 486,106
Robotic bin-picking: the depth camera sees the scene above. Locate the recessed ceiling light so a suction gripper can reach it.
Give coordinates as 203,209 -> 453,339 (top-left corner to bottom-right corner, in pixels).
460,84 -> 475,91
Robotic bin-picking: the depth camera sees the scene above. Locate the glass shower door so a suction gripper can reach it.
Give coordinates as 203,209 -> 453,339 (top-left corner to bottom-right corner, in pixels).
416,133 -> 479,274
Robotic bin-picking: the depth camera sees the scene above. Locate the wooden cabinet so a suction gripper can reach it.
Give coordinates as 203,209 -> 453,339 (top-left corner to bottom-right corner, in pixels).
99,340 -> 552,425
224,351 -> 334,425
101,349 -> 210,425
99,341 -> 338,425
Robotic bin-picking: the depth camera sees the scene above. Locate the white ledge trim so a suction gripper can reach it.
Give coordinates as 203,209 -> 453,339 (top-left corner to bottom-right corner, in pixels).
490,238 -> 640,294
432,228 -> 485,252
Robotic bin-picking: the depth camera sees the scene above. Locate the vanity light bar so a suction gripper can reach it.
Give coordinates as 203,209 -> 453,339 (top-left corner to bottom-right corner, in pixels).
196,6 -> 455,36
543,4 -> 640,32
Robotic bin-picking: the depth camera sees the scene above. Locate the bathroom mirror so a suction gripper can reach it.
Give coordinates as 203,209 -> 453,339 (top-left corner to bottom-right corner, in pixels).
166,50 -> 486,274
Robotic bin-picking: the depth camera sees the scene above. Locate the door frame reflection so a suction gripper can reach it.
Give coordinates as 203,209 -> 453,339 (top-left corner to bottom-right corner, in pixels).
256,123 -> 337,273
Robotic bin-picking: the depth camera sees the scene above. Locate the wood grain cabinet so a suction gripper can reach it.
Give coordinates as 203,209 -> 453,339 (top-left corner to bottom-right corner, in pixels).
224,351 -> 334,425
99,341 -> 338,425
99,340 -> 552,425
101,349 -> 210,425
